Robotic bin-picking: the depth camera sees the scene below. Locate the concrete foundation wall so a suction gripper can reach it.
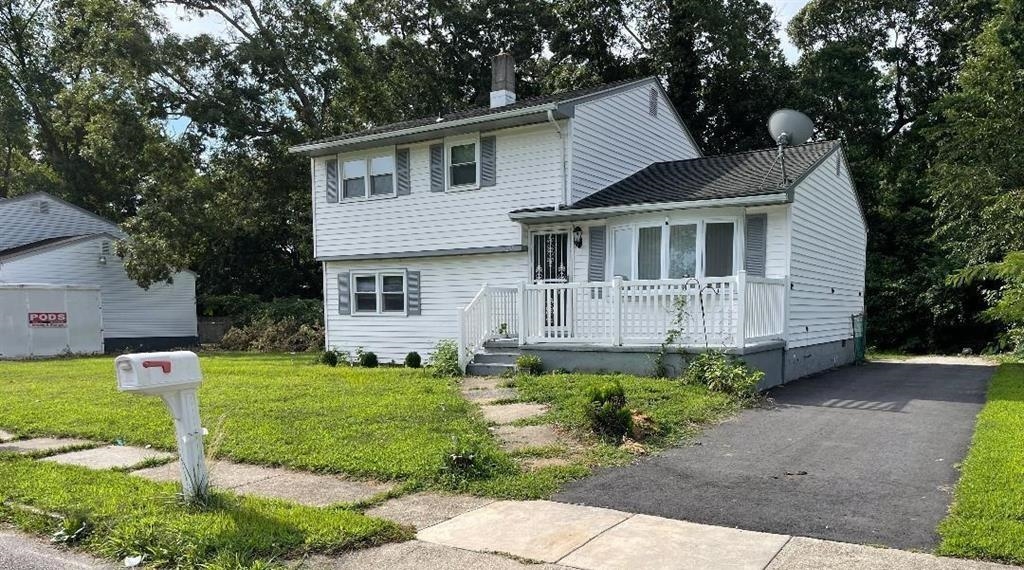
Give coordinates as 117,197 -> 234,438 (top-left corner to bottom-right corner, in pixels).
522,338 -> 854,390
522,342 -> 786,390
783,338 -> 856,382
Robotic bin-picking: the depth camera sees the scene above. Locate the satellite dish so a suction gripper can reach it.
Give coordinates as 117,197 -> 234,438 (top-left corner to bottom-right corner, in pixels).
768,109 -> 814,146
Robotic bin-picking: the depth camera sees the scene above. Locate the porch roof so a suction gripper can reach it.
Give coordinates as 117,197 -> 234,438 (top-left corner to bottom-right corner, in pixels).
510,140 -> 840,221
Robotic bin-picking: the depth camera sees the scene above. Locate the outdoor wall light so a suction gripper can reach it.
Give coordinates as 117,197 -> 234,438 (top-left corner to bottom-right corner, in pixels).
572,225 -> 583,248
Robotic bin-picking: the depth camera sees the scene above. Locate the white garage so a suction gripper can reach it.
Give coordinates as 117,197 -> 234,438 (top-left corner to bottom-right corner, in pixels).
0,192 -> 198,355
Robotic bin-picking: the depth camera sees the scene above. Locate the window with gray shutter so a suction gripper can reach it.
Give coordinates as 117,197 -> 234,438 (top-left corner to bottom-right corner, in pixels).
396,148 -> 411,195
407,271 -> 421,315
337,272 -> 351,315
429,143 -> 444,192
480,136 -> 496,187
744,214 -> 767,277
588,226 -> 606,281
325,159 -> 339,203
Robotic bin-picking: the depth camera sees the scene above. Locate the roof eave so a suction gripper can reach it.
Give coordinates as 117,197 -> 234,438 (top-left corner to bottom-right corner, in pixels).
509,192 -> 792,223
289,104 -> 567,156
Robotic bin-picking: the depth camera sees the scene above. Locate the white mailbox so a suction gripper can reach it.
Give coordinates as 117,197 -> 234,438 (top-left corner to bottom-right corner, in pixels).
115,351 -> 209,501
115,351 -> 202,394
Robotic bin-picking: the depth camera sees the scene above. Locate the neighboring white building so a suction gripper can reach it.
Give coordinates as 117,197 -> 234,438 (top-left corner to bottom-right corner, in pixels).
0,192 -> 198,354
291,56 -> 867,386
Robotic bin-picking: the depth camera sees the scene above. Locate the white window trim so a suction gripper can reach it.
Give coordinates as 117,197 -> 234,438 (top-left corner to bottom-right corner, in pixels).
607,216 -> 741,280
350,270 -> 408,316
445,134 -> 480,192
338,149 -> 397,202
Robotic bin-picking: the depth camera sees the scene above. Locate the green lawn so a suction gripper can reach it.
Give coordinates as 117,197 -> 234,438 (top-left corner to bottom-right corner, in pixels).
0,455 -> 408,569
0,353 -> 746,566
938,363 -> 1024,563
0,354 -> 495,481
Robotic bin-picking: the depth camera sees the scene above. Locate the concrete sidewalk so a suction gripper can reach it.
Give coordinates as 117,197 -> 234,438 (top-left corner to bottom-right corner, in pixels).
391,500 -> 1014,570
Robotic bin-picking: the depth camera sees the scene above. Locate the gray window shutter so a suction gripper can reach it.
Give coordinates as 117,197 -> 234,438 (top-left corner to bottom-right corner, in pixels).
396,148 -> 411,195
337,271 -> 351,315
744,214 -> 767,277
480,136 -> 496,187
406,271 -> 421,315
588,225 -> 606,281
325,159 -> 339,203
429,143 -> 444,192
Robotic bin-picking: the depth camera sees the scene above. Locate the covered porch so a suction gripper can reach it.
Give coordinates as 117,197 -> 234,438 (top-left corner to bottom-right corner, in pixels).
458,272 -> 787,369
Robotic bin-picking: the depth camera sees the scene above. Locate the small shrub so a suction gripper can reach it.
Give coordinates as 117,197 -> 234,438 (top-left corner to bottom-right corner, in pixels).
516,354 -> 543,375
584,381 -> 633,440
218,317 -> 324,352
404,351 -> 422,368
429,339 -> 462,378
682,350 -> 764,396
320,350 -> 339,367
358,351 -> 379,368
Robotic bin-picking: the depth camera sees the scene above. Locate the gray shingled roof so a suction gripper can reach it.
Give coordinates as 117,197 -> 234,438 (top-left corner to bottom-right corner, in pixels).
515,140 -> 840,215
297,77 -> 656,148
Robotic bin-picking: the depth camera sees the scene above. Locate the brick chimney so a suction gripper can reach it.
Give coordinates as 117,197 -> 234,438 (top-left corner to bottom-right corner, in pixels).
489,53 -> 516,108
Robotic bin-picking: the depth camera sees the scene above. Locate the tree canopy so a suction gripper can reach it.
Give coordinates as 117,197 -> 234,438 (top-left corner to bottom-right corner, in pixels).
1,0 -> 1019,352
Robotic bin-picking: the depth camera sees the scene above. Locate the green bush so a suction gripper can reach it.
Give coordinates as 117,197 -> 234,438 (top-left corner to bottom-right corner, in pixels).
320,350 -> 339,367
516,354 -> 543,375
405,351 -> 422,368
429,339 -> 462,378
584,381 -> 633,439
682,350 -> 763,396
358,351 -> 379,368
219,317 -> 324,352
200,294 -> 323,327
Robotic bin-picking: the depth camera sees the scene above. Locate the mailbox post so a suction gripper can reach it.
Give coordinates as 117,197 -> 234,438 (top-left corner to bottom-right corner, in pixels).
115,351 -> 209,501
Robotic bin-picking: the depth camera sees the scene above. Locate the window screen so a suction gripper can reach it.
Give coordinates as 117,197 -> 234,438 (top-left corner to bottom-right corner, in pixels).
354,274 -> 377,312
637,227 -> 662,279
370,155 -> 394,196
704,222 -> 735,277
612,228 -> 633,279
668,224 -> 697,278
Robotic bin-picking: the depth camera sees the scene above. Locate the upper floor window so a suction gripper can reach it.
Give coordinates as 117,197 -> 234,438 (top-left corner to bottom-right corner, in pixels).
343,159 -> 366,199
337,151 -> 397,200
446,135 -> 479,190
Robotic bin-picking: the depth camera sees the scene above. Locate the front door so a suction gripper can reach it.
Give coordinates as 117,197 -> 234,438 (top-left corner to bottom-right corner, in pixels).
532,232 -> 570,337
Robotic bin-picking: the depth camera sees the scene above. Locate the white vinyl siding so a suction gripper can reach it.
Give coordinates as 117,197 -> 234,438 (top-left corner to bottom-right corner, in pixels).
0,194 -> 123,252
0,236 -> 197,339
787,153 -> 867,348
313,123 -> 563,259
324,251 -> 528,361
569,83 -> 701,204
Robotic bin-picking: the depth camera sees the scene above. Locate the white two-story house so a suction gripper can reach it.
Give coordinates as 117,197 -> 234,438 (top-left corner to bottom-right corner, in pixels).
290,55 -> 867,387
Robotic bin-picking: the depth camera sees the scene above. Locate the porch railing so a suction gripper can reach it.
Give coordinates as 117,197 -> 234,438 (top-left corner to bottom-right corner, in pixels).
458,272 -> 786,370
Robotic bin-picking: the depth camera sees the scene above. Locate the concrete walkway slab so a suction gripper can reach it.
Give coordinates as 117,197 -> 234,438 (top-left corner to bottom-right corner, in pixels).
461,377 -> 503,392
0,438 -> 94,454
480,403 -> 548,424
0,528 -> 114,569
768,536 -> 1017,569
417,500 -> 628,563
0,430 -> 15,442
309,540 -> 567,569
493,424 -> 562,451
133,460 -> 283,488
43,446 -> 174,470
233,472 -> 394,506
561,513 -> 790,570
365,492 -> 494,529
463,387 -> 518,404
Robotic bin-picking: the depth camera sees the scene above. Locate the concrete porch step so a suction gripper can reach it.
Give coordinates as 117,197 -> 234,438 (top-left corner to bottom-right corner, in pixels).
466,362 -> 515,377
472,352 -> 520,364
483,339 -> 519,349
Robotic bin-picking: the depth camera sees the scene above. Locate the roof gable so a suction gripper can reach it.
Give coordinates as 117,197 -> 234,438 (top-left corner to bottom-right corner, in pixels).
0,192 -> 123,254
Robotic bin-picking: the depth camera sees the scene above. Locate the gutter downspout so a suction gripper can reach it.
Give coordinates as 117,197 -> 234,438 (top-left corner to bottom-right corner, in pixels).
547,110 -> 567,208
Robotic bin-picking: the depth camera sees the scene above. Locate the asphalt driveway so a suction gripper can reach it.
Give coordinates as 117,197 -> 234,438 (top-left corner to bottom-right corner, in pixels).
554,359 -> 995,550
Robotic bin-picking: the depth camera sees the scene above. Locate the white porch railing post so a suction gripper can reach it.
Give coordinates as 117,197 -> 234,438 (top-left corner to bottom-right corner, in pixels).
612,276 -> 623,346
735,271 -> 747,349
456,306 -> 467,371
782,275 -> 791,342
481,282 -> 490,338
516,281 -> 527,346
